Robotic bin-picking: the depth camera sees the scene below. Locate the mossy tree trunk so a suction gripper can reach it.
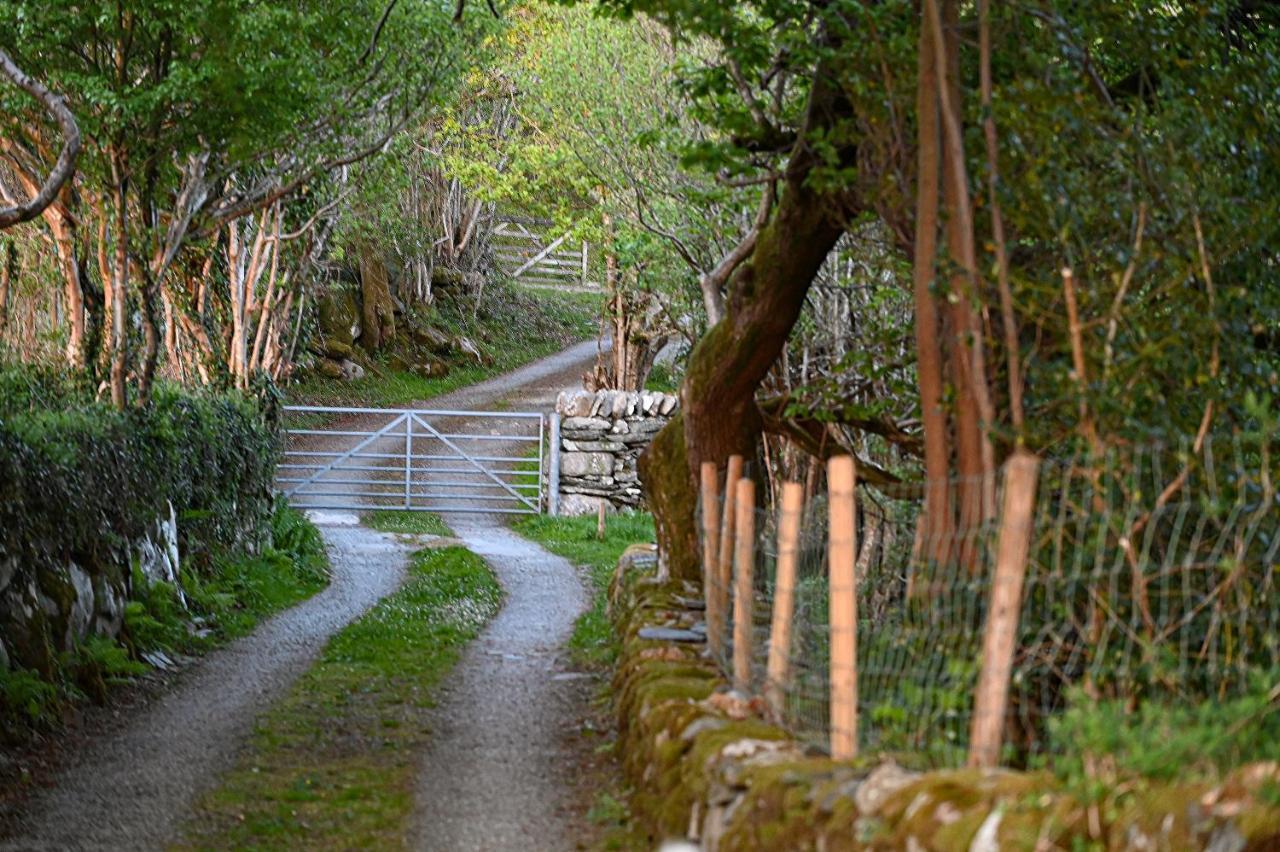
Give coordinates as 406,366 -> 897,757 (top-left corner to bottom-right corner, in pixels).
640,68 -> 850,583
359,246 -> 396,352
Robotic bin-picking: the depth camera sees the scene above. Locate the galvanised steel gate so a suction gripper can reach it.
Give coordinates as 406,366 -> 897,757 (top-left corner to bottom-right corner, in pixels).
276,405 -> 562,515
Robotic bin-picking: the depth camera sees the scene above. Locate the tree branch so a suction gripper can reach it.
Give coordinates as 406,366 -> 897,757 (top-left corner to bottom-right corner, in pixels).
0,47 -> 81,229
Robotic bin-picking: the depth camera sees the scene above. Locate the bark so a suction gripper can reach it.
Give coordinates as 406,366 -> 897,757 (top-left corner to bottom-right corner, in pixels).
0,239 -> 12,330
358,246 -> 396,352
911,12 -> 954,565
641,67 -> 849,582
107,156 -> 128,409
929,0 -> 997,542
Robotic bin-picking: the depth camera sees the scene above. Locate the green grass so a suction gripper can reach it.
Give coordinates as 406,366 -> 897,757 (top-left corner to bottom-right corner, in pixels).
129,503 -> 331,651
361,509 -> 453,537
287,286 -> 599,409
512,513 -> 655,669
182,546 -> 501,850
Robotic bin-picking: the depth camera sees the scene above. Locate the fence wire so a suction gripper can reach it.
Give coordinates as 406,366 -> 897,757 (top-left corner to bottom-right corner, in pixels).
698,438 -> 1279,770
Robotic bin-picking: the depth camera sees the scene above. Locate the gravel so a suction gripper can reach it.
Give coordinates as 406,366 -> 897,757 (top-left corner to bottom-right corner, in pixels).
409,338 -> 602,851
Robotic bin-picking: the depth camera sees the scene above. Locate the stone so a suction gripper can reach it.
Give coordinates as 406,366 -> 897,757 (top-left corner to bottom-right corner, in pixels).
556,493 -> 613,517
316,358 -> 343,379
339,359 -> 365,381
561,440 -> 625,453
681,716 -> 728,742
316,286 -> 361,348
611,392 -> 629,418
638,626 -> 705,643
411,324 -> 453,354
660,394 -> 678,415
561,452 -> 615,478
0,556 -> 16,595
854,761 -> 919,816
66,564 -> 94,645
562,416 -> 610,431
453,335 -> 490,364
412,360 -> 449,379
1205,824 -> 1246,852
559,391 -> 595,418
0,638 -> 8,671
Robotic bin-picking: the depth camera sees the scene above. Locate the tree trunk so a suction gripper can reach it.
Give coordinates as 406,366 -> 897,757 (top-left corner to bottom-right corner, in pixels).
641,70 -> 847,581
0,238 -> 12,331
911,9 -> 954,566
359,245 -> 396,352
930,0 -> 997,554
107,156 -> 128,409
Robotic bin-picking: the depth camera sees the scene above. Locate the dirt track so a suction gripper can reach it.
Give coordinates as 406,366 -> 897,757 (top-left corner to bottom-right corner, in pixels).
3,338 -> 604,851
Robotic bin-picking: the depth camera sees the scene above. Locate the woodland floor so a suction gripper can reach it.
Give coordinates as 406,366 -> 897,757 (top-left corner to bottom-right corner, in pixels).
1,340 -> 619,851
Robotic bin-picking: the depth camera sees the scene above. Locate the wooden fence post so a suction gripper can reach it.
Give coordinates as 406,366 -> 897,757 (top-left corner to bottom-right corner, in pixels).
766,481 -> 803,721
732,476 -> 756,692
715,455 -> 743,665
700,461 -> 722,660
828,456 -> 858,759
968,450 -> 1040,769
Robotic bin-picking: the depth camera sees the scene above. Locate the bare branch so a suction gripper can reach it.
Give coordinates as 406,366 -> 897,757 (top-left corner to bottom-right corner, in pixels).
0,47 -> 81,229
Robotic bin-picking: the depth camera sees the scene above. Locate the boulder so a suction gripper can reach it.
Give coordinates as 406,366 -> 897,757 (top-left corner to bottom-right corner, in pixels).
316,358 -> 343,379
316,287 -> 361,348
339,359 -> 365,381
563,416 -> 610,431
411,324 -> 454,354
412,360 -> 449,379
453,335 -> 488,364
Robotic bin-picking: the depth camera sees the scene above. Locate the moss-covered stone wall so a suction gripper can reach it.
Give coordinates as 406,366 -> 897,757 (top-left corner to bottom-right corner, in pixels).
608,549 -> 1280,851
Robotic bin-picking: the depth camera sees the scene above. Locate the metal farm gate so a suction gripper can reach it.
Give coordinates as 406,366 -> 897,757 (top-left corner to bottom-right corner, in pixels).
276,406 -> 561,515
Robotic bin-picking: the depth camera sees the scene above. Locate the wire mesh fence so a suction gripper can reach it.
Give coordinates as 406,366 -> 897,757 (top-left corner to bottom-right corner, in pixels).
697,437 -> 1279,772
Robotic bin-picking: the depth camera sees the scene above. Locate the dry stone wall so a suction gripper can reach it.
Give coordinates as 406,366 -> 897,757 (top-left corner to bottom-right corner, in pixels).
554,389 -> 678,515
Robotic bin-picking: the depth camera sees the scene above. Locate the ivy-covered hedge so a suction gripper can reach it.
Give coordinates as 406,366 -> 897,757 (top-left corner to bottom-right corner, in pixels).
0,364 -> 280,673
0,367 -> 278,569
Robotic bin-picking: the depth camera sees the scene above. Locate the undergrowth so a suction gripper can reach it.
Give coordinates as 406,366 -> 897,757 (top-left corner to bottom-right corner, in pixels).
181,546 -> 500,849
513,512 -> 655,669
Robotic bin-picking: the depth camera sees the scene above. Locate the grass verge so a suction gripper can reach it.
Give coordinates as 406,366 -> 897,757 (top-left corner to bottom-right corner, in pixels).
511,513 -> 654,669
181,546 -> 500,850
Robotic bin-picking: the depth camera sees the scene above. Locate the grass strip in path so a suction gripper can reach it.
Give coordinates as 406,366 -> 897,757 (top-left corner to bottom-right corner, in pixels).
360,510 -> 453,538
180,546 -> 500,850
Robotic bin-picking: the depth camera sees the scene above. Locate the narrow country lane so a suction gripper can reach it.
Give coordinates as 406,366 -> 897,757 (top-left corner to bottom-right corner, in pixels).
4,338 -> 605,851
4,523 -> 412,851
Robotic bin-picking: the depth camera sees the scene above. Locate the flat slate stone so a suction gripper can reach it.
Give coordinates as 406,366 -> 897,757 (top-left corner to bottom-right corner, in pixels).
638,626 -> 706,643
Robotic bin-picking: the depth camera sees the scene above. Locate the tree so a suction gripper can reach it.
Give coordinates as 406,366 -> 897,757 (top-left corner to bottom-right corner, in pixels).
0,0 -> 478,402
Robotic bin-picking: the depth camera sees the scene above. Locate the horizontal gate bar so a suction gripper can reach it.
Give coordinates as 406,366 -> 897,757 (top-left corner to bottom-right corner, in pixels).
282,480 -> 539,493
288,491 -> 532,503
278,466 -> 540,479
282,451 -> 537,464
421,433 -> 539,442
288,503 -> 538,515
283,405 -> 542,419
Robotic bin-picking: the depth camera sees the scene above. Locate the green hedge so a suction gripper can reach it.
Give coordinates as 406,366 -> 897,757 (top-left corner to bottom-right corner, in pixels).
0,366 -> 279,573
